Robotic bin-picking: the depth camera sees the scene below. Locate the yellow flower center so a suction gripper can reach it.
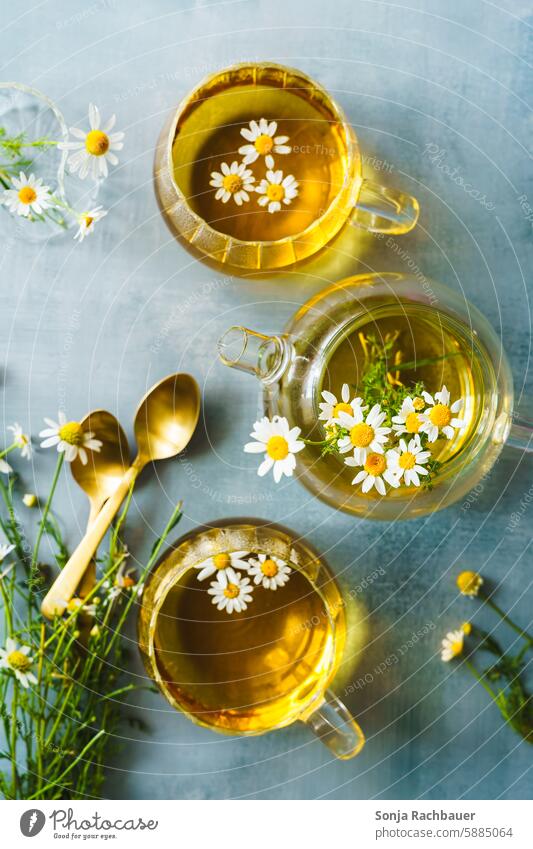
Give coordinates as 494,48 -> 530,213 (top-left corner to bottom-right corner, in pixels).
456,571 -> 483,596
254,134 -> 274,155
222,173 -> 243,194
260,558 -> 279,578
398,451 -> 416,470
350,423 -> 374,448
266,435 -> 289,461
429,403 -> 451,427
7,650 -> 31,671
18,186 -> 37,205
461,622 -> 472,635
83,215 -> 94,229
58,421 -> 84,446
119,575 -> 136,588
450,639 -> 463,657
333,402 -> 352,418
223,583 -> 240,599
67,598 -> 83,613
405,412 -> 421,433
213,553 -> 230,571
266,183 -> 285,202
85,129 -> 110,156
364,453 -> 386,476
413,397 -> 425,411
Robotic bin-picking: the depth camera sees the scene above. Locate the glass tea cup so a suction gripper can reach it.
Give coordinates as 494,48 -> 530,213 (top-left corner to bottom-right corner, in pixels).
154,62 -> 419,271
218,273 -> 532,520
138,518 -> 365,760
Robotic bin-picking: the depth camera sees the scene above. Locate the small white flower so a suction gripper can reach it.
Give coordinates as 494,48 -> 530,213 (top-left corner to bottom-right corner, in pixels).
210,161 -> 255,205
256,169 -> 298,214
22,493 -> 37,508
74,206 -> 107,242
337,404 -> 391,464
0,543 -> 15,562
195,550 -> 250,582
441,629 -> 464,662
39,411 -> 102,464
391,396 -> 425,437
66,597 -> 98,617
419,385 -> 464,442
238,118 -> 291,169
345,451 -> 400,496
244,415 -> 305,483
207,567 -> 254,614
0,459 -> 12,475
318,384 -> 366,425
58,103 -> 124,181
0,638 -> 37,688
386,436 -> 431,487
8,423 -> 32,460
102,580 -> 121,602
2,172 -> 53,218
247,553 -> 291,590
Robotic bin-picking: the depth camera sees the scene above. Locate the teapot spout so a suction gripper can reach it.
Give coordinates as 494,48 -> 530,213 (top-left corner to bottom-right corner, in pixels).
218,326 -> 292,385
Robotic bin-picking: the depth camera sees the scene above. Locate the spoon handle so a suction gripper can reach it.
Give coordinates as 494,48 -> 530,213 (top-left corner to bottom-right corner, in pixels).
41,464 -> 140,619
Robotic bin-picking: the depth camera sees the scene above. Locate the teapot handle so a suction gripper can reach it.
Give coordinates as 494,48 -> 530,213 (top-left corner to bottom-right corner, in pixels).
303,689 -> 365,760
351,177 -> 419,235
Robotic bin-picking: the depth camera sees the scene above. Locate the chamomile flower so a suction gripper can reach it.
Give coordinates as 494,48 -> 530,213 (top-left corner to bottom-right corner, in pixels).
345,451 -> 400,496
238,118 -> 291,169
207,567 -> 254,614
0,459 -> 12,475
256,169 -> 298,214
386,437 -> 431,487
39,411 -> 102,464
8,423 -> 32,460
23,493 -> 37,508
419,385 -> 464,442
66,597 -> 98,617
244,415 -> 304,483
0,543 -> 15,562
2,172 -> 53,218
73,206 -> 107,242
440,629 -> 464,662
337,404 -> 391,464
318,384 -> 366,425
0,638 -> 37,688
456,570 -> 484,598
58,104 -> 124,181
247,554 -> 291,590
391,396 -> 425,437
195,551 -> 250,582
210,161 -> 255,205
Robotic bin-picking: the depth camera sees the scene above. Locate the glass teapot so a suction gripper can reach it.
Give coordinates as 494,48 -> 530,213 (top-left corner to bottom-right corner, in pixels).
218,273 -> 531,520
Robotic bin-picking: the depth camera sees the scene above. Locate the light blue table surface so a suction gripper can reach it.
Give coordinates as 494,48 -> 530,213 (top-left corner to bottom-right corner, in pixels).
1,0 -> 532,800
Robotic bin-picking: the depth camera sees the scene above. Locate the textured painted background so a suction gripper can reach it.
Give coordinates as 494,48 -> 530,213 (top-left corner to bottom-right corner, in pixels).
1,0 -> 532,800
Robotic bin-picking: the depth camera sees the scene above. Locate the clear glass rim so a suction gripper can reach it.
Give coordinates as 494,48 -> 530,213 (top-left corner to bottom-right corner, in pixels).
162,61 -> 361,250
0,81 -> 69,202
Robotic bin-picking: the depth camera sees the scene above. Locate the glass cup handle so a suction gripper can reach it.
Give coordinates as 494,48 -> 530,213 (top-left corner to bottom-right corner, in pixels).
303,689 -> 365,760
351,177 -> 419,235
507,412 -> 533,453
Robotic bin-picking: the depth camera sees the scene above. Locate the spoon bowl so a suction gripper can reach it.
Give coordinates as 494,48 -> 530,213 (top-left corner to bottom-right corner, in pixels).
71,410 -> 131,514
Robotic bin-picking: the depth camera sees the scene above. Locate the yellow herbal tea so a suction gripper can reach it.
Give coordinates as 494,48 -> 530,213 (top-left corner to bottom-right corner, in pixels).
171,82 -> 349,244
154,562 -> 335,734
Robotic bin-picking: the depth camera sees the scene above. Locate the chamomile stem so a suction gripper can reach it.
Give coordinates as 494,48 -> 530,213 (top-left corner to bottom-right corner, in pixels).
484,597 -> 533,644
29,454 -> 64,617
464,659 -> 499,702
10,680 -> 19,797
0,441 -> 18,460
26,728 -> 106,800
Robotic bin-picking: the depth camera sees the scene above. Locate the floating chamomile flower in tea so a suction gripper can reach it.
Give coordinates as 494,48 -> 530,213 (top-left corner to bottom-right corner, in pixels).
248,554 -> 291,591
195,551 -> 251,582
238,118 -> 291,169
419,386 -> 464,442
256,169 -> 299,214
319,383 -> 365,425
209,161 -> 255,205
207,567 -> 254,614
